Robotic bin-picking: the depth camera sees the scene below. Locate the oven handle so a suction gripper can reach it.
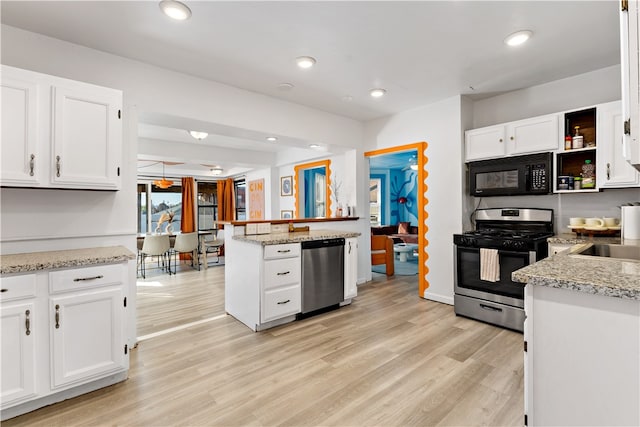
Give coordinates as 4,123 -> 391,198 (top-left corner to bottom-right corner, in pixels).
480,303 -> 503,312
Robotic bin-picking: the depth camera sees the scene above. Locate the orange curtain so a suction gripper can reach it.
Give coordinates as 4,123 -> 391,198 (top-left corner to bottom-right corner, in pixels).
217,178 -> 235,224
180,177 -> 195,260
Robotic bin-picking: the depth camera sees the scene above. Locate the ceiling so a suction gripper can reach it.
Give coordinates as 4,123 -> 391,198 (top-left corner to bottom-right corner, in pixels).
1,1 -> 621,177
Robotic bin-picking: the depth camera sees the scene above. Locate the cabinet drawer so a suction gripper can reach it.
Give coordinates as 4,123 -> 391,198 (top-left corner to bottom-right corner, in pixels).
49,264 -> 123,294
0,274 -> 37,302
264,243 -> 300,260
262,285 -> 301,323
263,258 -> 301,290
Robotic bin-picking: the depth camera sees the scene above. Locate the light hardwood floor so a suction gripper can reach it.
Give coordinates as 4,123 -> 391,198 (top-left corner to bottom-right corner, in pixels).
5,270 -> 524,426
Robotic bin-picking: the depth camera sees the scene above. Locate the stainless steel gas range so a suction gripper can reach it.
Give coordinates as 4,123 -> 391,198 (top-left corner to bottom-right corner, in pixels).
453,208 -> 554,332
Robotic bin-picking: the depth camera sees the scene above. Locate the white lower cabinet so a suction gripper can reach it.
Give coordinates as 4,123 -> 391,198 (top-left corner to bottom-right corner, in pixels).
344,237 -> 358,300
1,302 -> 37,406
261,243 -> 301,324
0,263 -> 128,420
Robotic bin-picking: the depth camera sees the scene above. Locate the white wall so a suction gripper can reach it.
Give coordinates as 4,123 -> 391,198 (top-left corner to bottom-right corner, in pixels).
364,96 -> 465,304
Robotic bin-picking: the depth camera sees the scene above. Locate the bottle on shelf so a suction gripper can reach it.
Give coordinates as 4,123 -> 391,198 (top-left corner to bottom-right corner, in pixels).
581,159 -> 595,188
572,126 -> 584,149
565,135 -> 573,150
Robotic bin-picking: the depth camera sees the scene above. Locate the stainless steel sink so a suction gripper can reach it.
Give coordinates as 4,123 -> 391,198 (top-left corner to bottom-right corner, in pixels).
572,244 -> 640,262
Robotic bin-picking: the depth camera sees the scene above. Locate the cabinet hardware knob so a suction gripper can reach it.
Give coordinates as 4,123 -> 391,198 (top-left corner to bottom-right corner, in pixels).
73,275 -> 104,282
55,304 -> 60,329
276,271 -> 291,276
25,309 -> 31,336
499,138 -> 503,142
56,156 -> 61,177
276,299 -> 290,305
277,249 -> 291,253
0,289 -> 7,293
510,136 -> 514,140
29,154 -> 35,176
607,163 -> 611,180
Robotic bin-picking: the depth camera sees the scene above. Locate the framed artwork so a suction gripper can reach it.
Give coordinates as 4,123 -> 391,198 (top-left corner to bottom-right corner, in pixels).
281,175 -> 293,196
281,210 -> 293,219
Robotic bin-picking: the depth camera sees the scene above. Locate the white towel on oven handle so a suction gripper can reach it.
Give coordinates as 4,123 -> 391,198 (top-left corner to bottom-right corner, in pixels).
480,248 -> 500,282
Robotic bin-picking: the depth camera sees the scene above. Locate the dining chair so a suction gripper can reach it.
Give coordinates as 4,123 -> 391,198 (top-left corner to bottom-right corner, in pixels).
171,232 -> 200,273
140,234 -> 171,278
203,232 -> 224,265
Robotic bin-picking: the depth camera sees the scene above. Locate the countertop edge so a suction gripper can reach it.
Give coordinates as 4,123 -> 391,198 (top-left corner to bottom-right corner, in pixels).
0,245 -> 136,275
233,230 -> 361,246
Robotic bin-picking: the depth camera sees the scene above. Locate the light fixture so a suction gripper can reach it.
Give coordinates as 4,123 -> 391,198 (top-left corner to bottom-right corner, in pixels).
266,136 -> 278,142
369,88 -> 387,98
210,167 -> 223,176
159,0 -> 192,20
189,130 -> 208,140
153,162 -> 174,189
504,30 -> 533,47
296,56 -> 316,69
277,82 -> 295,91
309,144 -> 321,149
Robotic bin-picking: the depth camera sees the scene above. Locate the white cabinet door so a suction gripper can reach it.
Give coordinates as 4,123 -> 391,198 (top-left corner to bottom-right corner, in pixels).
344,238 -> 358,299
1,302 -> 37,406
0,70 -> 41,186
50,287 -> 125,389
506,114 -> 559,155
621,0 -> 640,169
51,83 -> 122,190
465,125 -> 505,161
599,103 -> 640,188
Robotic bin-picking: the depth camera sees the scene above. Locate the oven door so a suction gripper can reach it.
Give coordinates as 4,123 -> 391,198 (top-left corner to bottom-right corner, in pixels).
454,245 -> 534,308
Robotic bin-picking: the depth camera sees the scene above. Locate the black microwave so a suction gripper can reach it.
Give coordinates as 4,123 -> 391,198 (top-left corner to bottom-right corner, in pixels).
468,152 -> 553,197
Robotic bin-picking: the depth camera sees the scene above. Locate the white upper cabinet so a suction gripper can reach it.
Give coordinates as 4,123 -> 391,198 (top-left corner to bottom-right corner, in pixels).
620,0 -> 640,170
505,114 -> 559,155
465,114 -> 559,161
0,68 -> 42,186
465,125 -> 506,161
598,101 -> 640,187
0,65 -> 122,190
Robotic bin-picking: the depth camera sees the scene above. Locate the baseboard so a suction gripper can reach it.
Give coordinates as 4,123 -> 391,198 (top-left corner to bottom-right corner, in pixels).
422,291 -> 454,305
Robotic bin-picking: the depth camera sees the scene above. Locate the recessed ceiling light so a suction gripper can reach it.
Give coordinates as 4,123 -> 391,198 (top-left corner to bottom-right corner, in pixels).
296,56 -> 316,69
266,136 -> 278,142
189,131 -> 208,140
369,88 -> 387,98
309,144 -> 321,149
159,0 -> 192,20
504,30 -> 533,47
277,82 -> 295,91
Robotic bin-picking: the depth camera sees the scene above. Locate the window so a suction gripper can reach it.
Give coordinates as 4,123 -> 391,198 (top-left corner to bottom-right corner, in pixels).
137,182 -> 182,233
197,181 -> 217,231
235,179 -> 246,220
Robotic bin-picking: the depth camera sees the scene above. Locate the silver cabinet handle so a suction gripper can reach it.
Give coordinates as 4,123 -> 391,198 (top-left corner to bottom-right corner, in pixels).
73,275 -> 104,282
276,271 -> 290,276
277,249 -> 291,253
607,163 -> 611,180
277,299 -> 290,305
348,242 -> 352,254
55,304 -> 60,329
29,154 -> 35,176
56,155 -> 61,177
25,309 -> 31,336
0,289 -> 7,293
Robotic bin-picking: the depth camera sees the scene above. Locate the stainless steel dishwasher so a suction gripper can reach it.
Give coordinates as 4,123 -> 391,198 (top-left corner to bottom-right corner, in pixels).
301,238 -> 345,314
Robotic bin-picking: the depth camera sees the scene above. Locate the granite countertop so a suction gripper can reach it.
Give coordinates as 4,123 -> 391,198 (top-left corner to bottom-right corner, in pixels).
233,229 -> 361,246
548,233 -> 622,245
513,241 -> 640,300
0,246 -> 136,275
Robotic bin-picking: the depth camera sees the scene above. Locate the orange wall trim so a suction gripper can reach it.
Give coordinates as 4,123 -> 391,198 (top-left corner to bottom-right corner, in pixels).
365,142 -> 430,297
293,159 -> 332,219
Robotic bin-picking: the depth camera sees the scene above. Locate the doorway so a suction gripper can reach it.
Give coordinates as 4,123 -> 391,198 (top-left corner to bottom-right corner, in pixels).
365,142 -> 429,297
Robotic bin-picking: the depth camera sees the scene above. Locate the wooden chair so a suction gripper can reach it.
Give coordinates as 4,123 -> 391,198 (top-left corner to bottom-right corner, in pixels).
371,235 -> 394,276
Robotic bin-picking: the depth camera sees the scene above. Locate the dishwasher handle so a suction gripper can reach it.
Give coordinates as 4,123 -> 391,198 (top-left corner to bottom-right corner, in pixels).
301,238 -> 345,250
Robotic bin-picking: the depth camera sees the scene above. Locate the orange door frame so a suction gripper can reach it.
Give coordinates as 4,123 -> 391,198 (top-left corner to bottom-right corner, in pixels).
364,142 -> 429,297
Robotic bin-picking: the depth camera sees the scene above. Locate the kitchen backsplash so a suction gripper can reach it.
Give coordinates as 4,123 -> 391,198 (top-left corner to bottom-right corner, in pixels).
470,188 -> 639,233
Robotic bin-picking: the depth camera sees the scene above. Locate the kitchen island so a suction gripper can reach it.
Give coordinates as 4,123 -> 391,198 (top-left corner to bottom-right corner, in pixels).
513,240 -> 640,427
225,226 -> 360,331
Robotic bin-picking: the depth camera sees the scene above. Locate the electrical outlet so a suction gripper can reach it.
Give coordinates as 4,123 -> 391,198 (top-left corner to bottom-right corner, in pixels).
257,223 -> 271,234
245,223 -> 257,235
